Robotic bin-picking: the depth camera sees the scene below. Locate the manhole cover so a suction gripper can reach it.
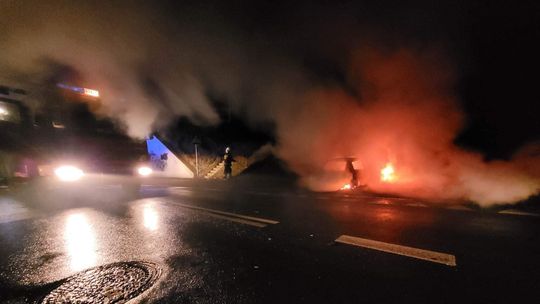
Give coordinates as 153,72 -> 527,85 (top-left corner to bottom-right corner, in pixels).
41,261 -> 160,304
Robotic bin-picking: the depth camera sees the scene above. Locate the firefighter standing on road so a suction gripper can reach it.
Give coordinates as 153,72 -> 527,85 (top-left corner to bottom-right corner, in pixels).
346,158 -> 359,189
223,147 -> 235,179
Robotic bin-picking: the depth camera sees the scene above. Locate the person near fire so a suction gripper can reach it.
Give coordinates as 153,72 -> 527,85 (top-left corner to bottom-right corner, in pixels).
223,147 -> 235,179
346,159 -> 359,189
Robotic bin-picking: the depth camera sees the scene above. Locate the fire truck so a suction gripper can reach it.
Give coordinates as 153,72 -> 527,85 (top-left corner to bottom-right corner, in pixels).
0,83 -> 151,199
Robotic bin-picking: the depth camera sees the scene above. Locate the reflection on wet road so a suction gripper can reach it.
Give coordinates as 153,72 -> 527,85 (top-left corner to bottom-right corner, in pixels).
65,212 -> 97,271
142,203 -> 159,231
0,183 -> 539,303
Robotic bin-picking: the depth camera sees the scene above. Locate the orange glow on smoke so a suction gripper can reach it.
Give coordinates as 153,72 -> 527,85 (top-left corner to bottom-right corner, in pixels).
381,163 -> 396,182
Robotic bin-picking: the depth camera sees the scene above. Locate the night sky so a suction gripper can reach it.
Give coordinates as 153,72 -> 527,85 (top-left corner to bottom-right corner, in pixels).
1,0 -> 539,158
161,0 -> 540,158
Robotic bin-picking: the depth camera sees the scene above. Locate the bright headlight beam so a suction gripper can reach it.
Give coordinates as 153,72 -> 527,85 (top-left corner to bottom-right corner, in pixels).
137,166 -> 153,176
54,165 -> 84,182
83,88 -> 100,97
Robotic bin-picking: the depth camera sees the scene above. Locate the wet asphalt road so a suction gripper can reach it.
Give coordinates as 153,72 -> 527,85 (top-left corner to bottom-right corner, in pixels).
0,177 -> 539,303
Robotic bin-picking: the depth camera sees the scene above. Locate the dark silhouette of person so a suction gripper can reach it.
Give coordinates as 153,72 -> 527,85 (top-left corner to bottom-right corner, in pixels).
346,159 -> 358,189
223,147 -> 235,179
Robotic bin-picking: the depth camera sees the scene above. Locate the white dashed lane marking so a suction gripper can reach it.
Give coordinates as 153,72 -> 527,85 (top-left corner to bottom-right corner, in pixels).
446,205 -> 474,212
0,199 -> 36,224
405,202 -> 428,208
201,212 -> 268,227
498,209 -> 540,217
335,235 -> 457,266
171,202 -> 280,227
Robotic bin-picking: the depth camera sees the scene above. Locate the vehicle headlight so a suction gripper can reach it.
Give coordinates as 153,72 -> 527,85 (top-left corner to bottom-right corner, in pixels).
54,165 -> 84,182
137,166 -> 153,176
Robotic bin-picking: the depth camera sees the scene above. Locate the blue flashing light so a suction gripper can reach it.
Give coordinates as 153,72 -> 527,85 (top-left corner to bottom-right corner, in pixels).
57,83 -> 84,93
146,136 -> 169,156
57,83 -> 99,97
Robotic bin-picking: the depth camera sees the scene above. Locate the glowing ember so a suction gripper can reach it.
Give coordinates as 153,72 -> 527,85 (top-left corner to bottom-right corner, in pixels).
381,163 -> 396,182
340,184 -> 352,190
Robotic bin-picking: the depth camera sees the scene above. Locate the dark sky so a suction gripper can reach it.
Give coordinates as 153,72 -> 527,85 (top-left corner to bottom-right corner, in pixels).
178,0 -> 540,158
455,1 -> 540,158
1,0 -> 539,159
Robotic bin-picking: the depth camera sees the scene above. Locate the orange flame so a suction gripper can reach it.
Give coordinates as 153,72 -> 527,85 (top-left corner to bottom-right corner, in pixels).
381,163 -> 396,182
340,183 -> 351,190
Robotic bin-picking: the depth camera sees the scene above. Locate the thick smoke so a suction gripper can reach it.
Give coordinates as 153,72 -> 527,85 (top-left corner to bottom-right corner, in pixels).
0,1 -> 245,136
275,49 -> 539,206
0,1 -> 538,206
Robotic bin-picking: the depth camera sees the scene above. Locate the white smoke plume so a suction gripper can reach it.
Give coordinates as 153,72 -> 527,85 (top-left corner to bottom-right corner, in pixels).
0,1 -> 538,206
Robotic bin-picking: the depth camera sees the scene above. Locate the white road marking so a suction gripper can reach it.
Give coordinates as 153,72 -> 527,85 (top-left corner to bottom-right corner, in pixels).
405,202 -> 428,208
335,235 -> 457,266
167,188 -> 194,196
141,184 -> 164,188
0,199 -> 36,224
173,202 -> 279,227
203,213 -> 268,227
446,205 -> 474,212
317,197 -> 331,200
498,209 -> 540,217
99,185 -> 122,190
0,212 -> 36,224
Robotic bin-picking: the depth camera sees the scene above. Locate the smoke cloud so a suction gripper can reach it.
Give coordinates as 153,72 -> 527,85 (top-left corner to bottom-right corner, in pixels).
0,1 -> 538,206
275,49 -> 539,206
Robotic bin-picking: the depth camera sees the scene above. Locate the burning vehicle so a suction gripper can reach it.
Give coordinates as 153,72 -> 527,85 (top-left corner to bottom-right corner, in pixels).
340,157 -> 361,190
301,157 -> 365,192
338,159 -> 396,191
0,84 -> 151,201
311,157 -> 399,192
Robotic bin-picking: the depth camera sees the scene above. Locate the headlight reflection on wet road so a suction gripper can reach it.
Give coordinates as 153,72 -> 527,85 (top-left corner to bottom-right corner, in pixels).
143,203 -> 159,231
64,212 -> 97,272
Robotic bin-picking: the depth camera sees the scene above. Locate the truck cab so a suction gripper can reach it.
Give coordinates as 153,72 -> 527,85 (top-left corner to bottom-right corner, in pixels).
0,84 -> 151,196
0,87 -> 34,186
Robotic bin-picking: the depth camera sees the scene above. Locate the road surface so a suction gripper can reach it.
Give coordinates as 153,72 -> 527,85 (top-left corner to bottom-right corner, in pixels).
0,177 -> 539,303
